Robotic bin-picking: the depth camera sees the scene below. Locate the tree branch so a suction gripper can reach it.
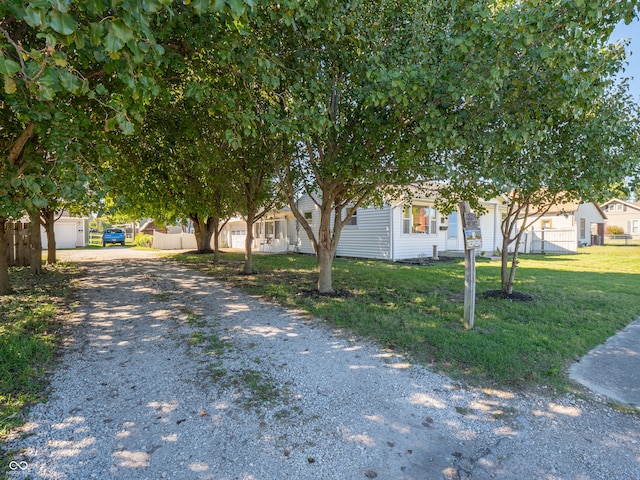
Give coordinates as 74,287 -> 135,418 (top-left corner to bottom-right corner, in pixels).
8,123 -> 35,166
0,25 -> 28,82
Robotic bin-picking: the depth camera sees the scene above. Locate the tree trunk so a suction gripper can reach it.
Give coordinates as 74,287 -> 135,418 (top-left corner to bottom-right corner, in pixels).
191,215 -> 214,254
506,250 -> 521,295
316,202 -> 343,293
500,234 -> 511,293
501,220 -> 527,294
0,218 -> 11,295
29,212 -> 43,274
42,208 -> 57,265
212,217 -> 220,264
317,246 -> 336,293
244,210 -> 256,275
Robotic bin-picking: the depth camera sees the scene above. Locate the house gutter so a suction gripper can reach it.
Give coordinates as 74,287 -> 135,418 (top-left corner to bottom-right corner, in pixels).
390,204 -> 395,262
494,203 -> 500,254
390,200 -> 406,262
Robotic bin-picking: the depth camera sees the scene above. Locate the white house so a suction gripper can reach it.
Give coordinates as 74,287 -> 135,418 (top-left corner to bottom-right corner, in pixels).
601,198 -> 640,236
222,193 -> 509,261
519,201 -> 606,254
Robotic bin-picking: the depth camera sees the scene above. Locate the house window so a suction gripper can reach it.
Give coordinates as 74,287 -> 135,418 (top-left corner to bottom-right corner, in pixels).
403,207 -> 411,234
448,212 -> 458,239
304,211 -> 313,222
632,220 -> 639,234
344,210 -> 357,226
616,204 -> 623,211
403,206 -> 437,234
580,218 -> 586,239
541,219 -> 552,229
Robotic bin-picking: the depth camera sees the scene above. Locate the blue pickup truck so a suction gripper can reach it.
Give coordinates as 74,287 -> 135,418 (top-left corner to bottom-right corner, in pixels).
102,228 -> 126,247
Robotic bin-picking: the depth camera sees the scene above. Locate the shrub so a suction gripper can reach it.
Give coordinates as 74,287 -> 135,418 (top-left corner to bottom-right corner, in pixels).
135,234 -> 154,248
605,225 -> 625,235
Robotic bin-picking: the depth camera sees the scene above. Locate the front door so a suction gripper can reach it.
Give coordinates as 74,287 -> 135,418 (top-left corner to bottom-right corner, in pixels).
446,212 -> 460,251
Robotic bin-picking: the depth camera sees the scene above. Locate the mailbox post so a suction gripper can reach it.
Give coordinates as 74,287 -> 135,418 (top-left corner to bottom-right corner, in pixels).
459,202 -> 482,330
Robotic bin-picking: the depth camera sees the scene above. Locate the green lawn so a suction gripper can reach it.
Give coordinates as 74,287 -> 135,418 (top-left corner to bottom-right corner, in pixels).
175,245 -> 640,391
0,264 -> 75,437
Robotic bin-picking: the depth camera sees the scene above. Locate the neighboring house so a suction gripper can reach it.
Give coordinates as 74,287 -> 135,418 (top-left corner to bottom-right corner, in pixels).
601,198 -> 640,236
41,212 -> 90,249
223,193 -> 509,261
519,202 -> 607,254
139,220 -> 167,235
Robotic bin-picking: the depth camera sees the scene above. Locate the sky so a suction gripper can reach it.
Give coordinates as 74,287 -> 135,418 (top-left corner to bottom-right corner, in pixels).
610,18 -> 639,102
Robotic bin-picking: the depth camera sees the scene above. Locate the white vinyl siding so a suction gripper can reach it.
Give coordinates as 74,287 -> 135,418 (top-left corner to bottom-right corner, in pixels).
336,206 -> 390,260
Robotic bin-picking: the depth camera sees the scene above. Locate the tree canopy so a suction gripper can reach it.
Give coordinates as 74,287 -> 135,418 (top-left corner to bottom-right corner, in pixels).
2,0 -> 639,297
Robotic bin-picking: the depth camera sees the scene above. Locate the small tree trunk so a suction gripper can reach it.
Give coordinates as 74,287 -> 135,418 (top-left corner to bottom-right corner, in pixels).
29,212 -> 43,274
501,223 -> 527,294
0,218 -> 11,295
506,250 -> 521,295
244,210 -> 256,275
212,217 -> 220,264
500,235 -> 511,293
42,208 -> 57,265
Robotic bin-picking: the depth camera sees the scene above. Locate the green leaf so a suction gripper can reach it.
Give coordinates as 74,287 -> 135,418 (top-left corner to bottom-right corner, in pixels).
32,196 -> 49,208
23,7 -> 45,28
0,54 -> 21,76
228,0 -> 246,17
111,20 -> 134,43
10,177 -> 22,188
87,0 -> 107,15
104,30 -> 124,53
60,70 -> 82,94
89,22 -> 104,46
191,0 -> 209,14
119,119 -> 135,135
142,0 -> 163,14
3,75 -> 17,94
48,11 -> 78,36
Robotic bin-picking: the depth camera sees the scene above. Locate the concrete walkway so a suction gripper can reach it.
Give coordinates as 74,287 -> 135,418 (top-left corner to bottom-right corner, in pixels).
569,317 -> 640,408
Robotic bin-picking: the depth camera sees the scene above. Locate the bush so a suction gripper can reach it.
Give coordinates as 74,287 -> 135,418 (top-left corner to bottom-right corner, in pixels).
605,225 -> 625,235
135,234 -> 154,248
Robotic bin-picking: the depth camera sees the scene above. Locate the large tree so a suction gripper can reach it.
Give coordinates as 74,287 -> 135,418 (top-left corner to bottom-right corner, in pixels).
245,0 -> 472,293
0,0 -> 254,293
437,1 -> 640,294
109,99 -> 242,255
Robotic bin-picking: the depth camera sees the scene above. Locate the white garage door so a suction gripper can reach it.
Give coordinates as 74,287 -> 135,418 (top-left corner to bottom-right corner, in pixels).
230,229 -> 246,249
55,223 -> 77,249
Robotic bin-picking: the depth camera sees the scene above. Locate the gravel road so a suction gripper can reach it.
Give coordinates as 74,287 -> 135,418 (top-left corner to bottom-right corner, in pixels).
4,248 -> 640,479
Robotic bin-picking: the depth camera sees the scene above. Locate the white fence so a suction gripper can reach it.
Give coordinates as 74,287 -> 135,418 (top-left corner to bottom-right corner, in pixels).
528,228 -> 577,254
153,231 -> 198,250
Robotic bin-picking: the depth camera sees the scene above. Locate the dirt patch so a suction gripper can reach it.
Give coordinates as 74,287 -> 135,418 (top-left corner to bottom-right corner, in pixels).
395,256 -> 459,266
482,290 -> 534,302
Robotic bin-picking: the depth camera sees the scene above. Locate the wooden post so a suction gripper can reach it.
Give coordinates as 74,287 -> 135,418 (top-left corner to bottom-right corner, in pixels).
459,202 -> 481,330
7,223 -> 16,267
463,247 -> 476,330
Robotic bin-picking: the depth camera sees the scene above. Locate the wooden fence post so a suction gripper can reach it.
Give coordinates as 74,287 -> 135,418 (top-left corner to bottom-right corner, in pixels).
7,223 -> 15,267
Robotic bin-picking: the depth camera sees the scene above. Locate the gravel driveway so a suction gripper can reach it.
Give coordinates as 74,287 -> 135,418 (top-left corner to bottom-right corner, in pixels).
5,248 -> 640,479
